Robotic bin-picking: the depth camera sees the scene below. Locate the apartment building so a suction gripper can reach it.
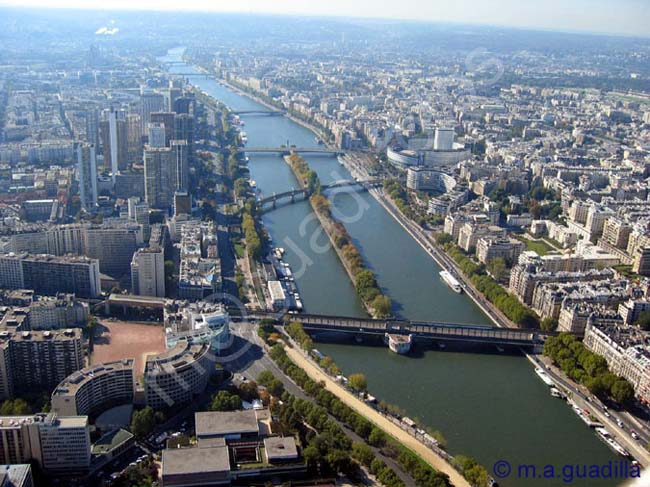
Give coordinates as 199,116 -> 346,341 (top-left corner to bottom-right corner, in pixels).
0,413 -> 90,474
0,254 -> 100,299
51,359 -> 135,417
0,328 -> 83,400
144,339 -> 215,410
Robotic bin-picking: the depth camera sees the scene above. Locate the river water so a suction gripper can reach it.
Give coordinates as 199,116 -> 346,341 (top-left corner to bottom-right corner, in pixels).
163,47 -> 620,487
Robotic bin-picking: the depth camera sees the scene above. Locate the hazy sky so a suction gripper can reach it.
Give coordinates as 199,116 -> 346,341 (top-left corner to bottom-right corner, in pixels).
0,0 -> 648,37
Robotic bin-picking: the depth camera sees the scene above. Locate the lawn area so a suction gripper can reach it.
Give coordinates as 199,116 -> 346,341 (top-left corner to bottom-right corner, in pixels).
232,240 -> 245,259
517,236 -> 556,256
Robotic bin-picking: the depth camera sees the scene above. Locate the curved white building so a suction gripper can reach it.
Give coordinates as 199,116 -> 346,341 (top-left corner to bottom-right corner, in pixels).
51,359 -> 135,417
144,339 -> 215,410
387,147 -> 421,168
406,167 -> 457,192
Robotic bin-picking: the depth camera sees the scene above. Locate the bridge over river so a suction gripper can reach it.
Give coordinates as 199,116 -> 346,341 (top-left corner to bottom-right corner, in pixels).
244,146 -> 345,156
243,312 -> 550,352
257,179 -> 383,211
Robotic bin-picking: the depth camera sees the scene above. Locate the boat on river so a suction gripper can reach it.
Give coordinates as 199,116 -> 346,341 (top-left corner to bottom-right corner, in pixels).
595,428 -> 630,457
535,367 -> 555,387
439,270 -> 462,293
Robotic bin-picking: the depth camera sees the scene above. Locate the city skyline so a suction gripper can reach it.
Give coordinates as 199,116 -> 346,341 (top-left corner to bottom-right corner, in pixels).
0,0 -> 648,37
0,5 -> 650,486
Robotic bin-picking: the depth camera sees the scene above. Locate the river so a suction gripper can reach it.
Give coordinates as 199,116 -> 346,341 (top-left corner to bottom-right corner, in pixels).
163,47 -> 620,487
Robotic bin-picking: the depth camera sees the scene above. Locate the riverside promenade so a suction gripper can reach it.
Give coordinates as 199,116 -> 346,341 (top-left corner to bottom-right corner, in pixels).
283,344 -> 472,487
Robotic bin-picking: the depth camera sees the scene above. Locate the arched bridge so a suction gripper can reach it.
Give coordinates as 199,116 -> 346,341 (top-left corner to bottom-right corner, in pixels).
257,179 -> 382,211
244,147 -> 345,157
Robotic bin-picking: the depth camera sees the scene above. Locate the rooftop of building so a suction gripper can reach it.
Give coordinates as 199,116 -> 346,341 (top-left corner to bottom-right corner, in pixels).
0,327 -> 81,346
144,339 -> 210,375
0,413 -> 87,430
162,445 -> 230,476
195,409 -> 263,438
91,428 -> 134,455
263,436 -> 299,461
52,358 -> 134,397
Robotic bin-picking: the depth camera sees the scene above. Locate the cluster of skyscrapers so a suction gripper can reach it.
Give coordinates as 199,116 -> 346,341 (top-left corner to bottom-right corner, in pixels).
76,82 -> 195,213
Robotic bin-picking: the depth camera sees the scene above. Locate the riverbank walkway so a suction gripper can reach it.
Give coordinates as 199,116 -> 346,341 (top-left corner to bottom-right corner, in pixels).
283,345 -> 472,487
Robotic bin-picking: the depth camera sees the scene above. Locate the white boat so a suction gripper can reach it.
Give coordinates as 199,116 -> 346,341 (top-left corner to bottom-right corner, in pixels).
384,333 -> 412,354
535,367 -> 555,387
439,270 -> 462,293
596,428 -> 630,457
550,387 -> 565,399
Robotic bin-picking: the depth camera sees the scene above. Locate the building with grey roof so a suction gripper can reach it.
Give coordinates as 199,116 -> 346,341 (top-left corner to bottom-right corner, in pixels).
162,446 -> 231,486
195,409 -> 261,440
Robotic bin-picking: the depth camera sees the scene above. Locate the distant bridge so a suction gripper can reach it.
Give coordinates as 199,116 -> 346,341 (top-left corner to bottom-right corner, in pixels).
284,313 -> 548,350
167,72 -> 213,78
244,147 -> 345,157
257,179 -> 382,211
233,110 -> 285,116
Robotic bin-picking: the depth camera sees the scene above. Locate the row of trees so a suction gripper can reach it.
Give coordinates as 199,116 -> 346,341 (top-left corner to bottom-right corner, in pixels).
544,333 -> 635,404
470,274 -> 539,328
276,388 -> 387,482
268,344 -> 461,487
287,153 -> 321,195
242,211 -> 262,260
384,179 -> 414,220
437,235 -> 540,328
285,321 -> 348,381
311,193 -> 392,318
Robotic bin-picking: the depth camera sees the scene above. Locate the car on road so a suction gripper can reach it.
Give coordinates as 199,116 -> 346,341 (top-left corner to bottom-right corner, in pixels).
631,431 -> 639,440
617,419 -> 625,428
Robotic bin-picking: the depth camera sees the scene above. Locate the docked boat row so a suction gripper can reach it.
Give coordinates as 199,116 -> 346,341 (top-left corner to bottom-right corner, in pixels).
535,366 -> 632,457
267,246 -> 303,312
568,400 -> 604,429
